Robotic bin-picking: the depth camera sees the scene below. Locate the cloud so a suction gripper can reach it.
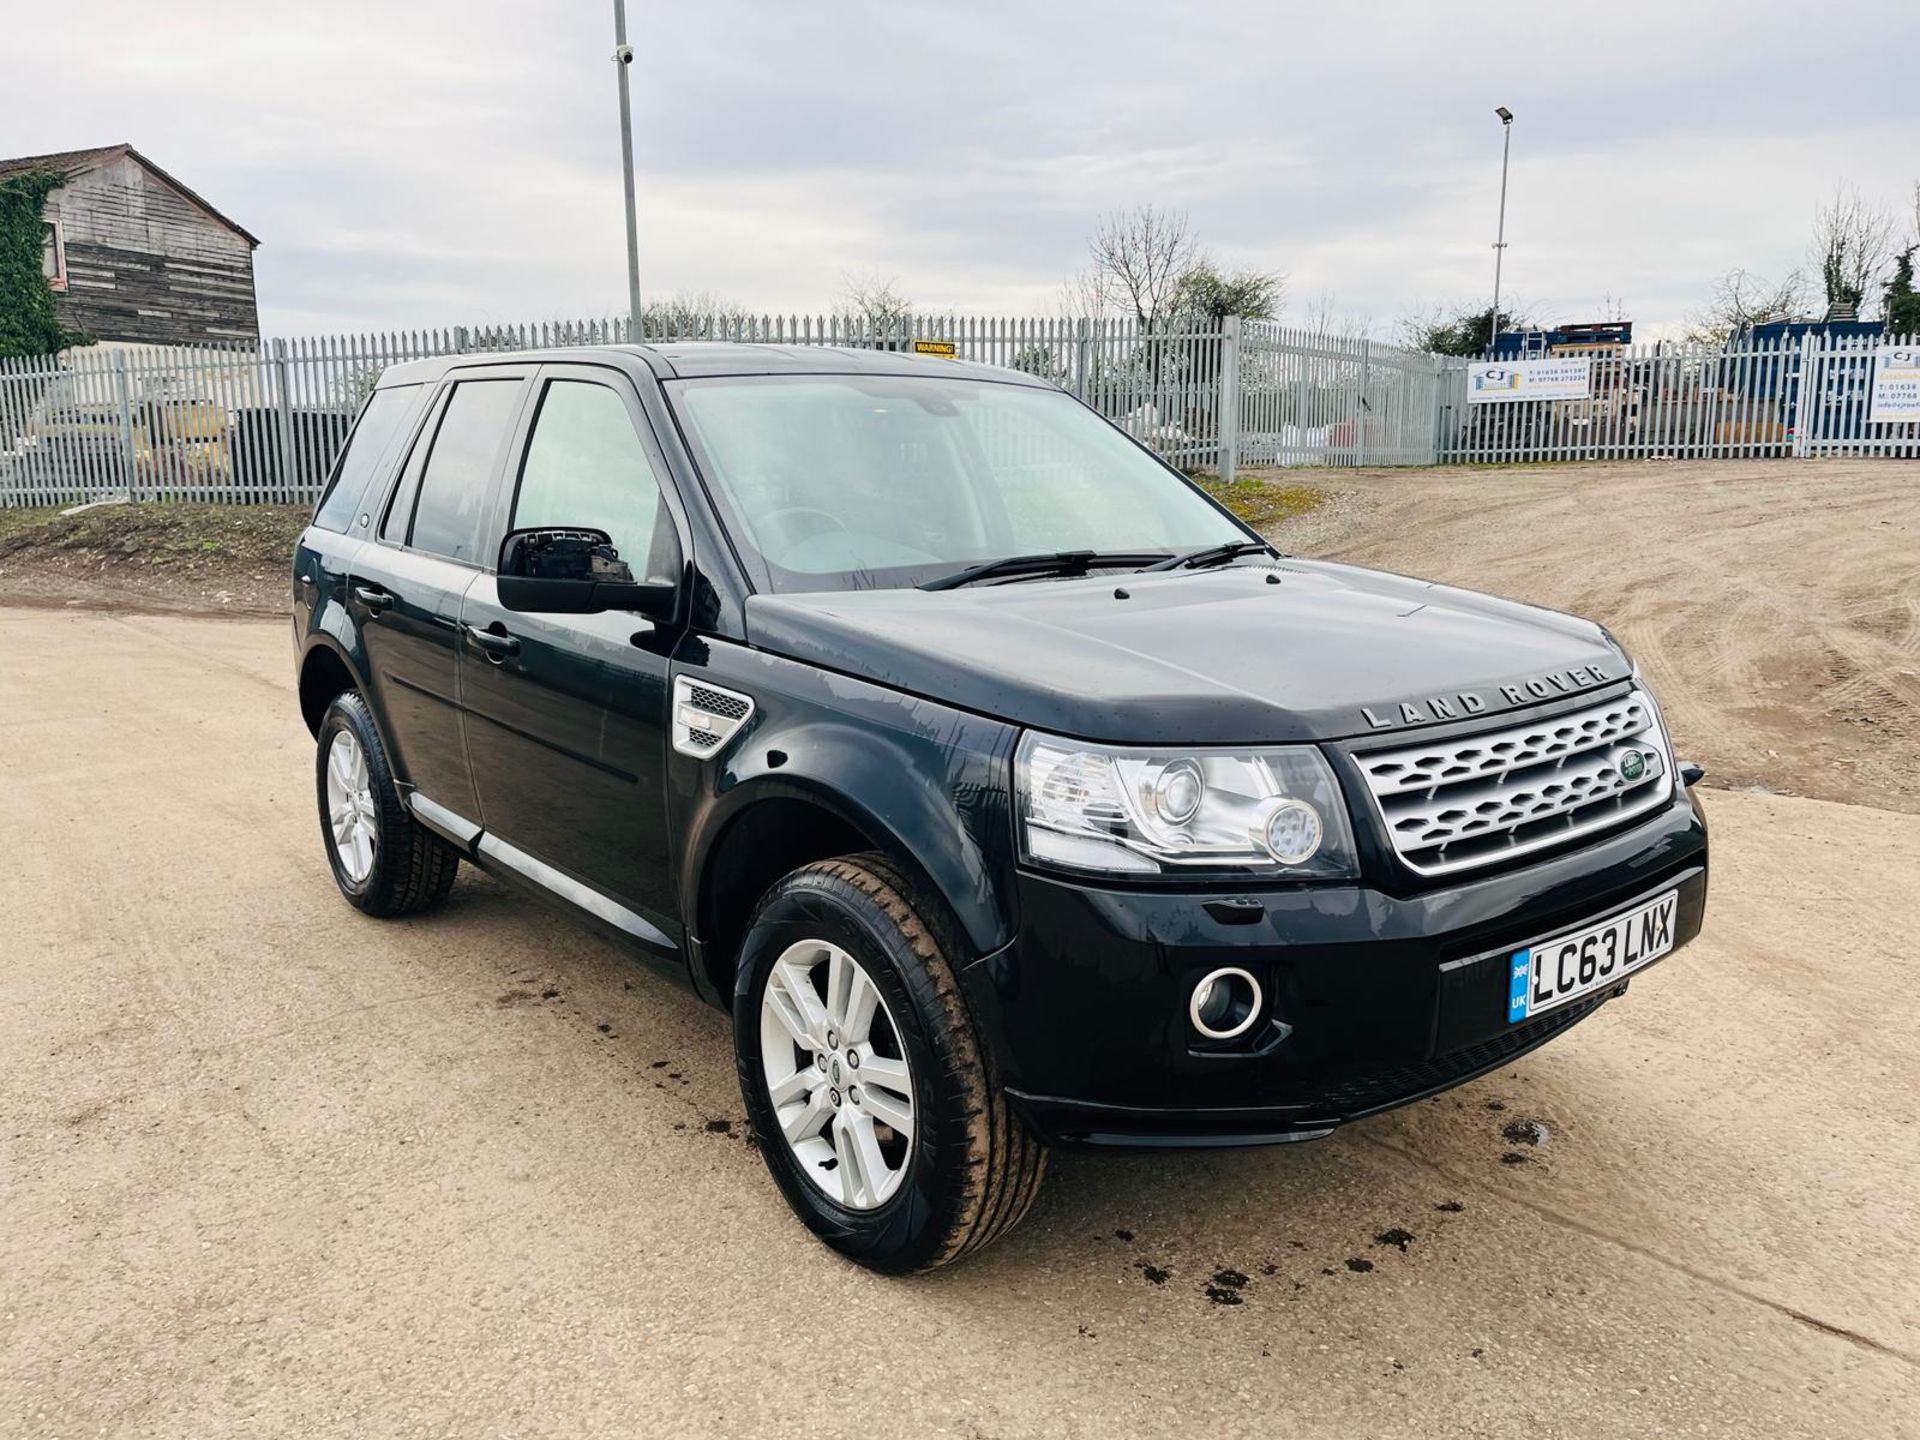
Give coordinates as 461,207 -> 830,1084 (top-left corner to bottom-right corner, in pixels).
12,0 -> 1918,338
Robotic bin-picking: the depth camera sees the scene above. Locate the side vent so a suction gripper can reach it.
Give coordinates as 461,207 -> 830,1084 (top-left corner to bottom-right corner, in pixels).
672,675 -> 755,758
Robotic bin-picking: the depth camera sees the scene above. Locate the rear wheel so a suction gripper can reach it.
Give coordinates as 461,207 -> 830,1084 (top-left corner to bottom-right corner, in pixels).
315,692 -> 459,917
733,855 -> 1047,1273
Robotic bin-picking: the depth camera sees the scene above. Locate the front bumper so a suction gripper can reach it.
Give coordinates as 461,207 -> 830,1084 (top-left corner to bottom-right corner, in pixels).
961,793 -> 1708,1147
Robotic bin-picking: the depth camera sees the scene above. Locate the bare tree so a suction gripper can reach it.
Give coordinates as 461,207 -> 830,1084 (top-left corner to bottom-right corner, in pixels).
1303,287 -> 1371,340
1685,268 -> 1809,345
1054,268 -> 1110,322
1303,288 -> 1341,336
1809,183 -> 1894,317
838,270 -> 915,333
640,288 -> 748,340
1086,204 -> 1197,329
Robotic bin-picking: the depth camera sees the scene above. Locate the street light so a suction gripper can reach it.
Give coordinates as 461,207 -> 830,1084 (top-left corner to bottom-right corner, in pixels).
612,0 -> 642,339
1490,106 -> 1514,355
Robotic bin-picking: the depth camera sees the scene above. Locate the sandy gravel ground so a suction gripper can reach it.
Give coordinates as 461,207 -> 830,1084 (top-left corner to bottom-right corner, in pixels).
1258,457 -> 1920,813
3,607 -> 1917,1439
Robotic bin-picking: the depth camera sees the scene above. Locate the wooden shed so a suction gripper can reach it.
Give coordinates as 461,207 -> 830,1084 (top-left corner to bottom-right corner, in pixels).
2,143 -> 260,347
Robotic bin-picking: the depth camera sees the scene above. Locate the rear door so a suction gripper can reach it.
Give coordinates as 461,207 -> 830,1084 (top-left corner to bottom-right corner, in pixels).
458,364 -> 689,939
351,369 -> 531,822
296,382 -> 431,639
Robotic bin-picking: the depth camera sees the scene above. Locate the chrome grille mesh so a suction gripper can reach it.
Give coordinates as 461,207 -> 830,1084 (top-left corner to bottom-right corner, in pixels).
670,676 -> 755,759
1357,690 -> 1671,876
687,684 -> 750,721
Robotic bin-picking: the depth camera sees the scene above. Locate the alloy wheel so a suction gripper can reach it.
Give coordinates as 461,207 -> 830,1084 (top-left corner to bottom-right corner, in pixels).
324,729 -> 378,884
758,938 -> 916,1210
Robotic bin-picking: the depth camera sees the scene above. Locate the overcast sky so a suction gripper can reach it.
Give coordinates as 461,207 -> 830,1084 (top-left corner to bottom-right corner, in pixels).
14,0 -> 1918,341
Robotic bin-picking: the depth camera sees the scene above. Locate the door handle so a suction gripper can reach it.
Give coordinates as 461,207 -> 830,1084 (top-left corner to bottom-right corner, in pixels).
352,584 -> 393,614
465,623 -> 521,661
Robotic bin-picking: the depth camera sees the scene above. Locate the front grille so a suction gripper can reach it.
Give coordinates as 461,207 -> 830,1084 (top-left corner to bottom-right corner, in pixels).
1356,689 -> 1672,877
1302,991 -> 1610,1119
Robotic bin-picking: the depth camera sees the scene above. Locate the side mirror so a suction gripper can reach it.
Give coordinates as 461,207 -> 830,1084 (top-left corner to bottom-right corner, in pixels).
496,527 -> 680,621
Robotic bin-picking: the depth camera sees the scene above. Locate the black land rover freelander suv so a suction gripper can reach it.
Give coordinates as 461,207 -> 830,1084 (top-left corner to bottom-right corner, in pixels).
293,344 -> 1708,1273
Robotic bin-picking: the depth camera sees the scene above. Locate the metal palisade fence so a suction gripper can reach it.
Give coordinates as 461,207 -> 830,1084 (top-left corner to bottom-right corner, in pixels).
1435,330 -> 1920,464
1238,320 -> 1446,468
1,315 -> 1914,508
0,313 -> 1445,508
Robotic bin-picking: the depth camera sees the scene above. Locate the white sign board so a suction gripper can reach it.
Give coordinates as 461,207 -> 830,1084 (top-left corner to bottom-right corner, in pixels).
1869,345 -> 1920,423
1466,357 -> 1593,404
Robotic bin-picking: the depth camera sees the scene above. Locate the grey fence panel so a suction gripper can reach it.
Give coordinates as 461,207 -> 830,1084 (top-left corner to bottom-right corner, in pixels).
1435,331 -> 1918,464
1236,323 -> 1440,468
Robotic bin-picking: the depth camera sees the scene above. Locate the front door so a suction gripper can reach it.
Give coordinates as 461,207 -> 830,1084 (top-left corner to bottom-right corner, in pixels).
459,366 -> 687,939
353,371 -> 530,821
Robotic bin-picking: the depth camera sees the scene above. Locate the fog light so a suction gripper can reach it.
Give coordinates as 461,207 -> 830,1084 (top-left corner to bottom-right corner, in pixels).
1190,966 -> 1262,1041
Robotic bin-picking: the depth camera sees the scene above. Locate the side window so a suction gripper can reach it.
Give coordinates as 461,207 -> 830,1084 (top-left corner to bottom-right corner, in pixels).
403,379 -> 524,563
511,380 -> 674,582
42,220 -> 67,292
378,390 -> 438,545
313,386 -> 423,534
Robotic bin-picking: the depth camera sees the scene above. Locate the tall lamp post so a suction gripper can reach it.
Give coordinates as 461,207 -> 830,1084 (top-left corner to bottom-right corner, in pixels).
612,0 -> 643,339
1490,106 -> 1514,355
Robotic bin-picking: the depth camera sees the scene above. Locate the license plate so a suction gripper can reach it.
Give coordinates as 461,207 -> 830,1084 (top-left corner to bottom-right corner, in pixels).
1506,890 -> 1678,1023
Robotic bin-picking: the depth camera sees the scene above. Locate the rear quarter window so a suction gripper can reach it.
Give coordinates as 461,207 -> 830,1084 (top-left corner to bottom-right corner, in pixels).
312,385 -> 426,534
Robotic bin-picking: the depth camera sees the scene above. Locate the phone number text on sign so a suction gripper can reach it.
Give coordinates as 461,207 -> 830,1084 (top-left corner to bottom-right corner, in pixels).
1466,357 -> 1593,404
1870,346 -> 1920,424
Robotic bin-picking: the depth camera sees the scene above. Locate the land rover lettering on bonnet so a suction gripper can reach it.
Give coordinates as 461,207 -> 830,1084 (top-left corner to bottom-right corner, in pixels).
292,343 -> 1709,1273
1358,662 -> 1615,730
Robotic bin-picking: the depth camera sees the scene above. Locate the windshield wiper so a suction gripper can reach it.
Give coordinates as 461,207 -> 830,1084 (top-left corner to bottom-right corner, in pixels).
1139,539 -> 1276,573
919,550 -> 1168,592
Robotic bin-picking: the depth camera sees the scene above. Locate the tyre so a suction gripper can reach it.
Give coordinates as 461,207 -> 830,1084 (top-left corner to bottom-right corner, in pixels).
733,854 -> 1047,1273
315,691 -> 459,917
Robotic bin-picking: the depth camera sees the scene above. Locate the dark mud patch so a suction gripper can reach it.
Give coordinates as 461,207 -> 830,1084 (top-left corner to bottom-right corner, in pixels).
1501,1118 -> 1549,1147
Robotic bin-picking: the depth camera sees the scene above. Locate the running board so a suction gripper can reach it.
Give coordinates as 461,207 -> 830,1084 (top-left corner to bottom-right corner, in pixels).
475,833 -> 675,952
408,793 -> 482,854
406,793 -> 675,955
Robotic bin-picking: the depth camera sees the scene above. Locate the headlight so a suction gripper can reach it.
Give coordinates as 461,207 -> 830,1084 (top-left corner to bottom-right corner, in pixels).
1016,731 -> 1359,879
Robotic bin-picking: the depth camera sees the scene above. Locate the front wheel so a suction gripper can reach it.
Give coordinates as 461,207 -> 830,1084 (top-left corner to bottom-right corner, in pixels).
733,856 -> 1047,1273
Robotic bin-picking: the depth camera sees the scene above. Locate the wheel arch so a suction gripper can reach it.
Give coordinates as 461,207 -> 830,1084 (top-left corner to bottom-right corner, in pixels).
298,635 -> 367,737
687,772 -> 1006,1008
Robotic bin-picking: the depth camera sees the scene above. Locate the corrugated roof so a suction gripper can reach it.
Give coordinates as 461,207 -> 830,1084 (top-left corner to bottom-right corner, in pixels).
0,143 -> 259,247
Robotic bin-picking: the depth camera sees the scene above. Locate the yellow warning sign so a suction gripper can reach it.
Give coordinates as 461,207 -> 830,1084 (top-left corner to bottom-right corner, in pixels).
912,339 -> 957,358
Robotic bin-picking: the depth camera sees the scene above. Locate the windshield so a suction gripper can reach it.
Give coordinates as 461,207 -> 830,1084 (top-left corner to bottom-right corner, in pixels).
668,374 -> 1248,593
